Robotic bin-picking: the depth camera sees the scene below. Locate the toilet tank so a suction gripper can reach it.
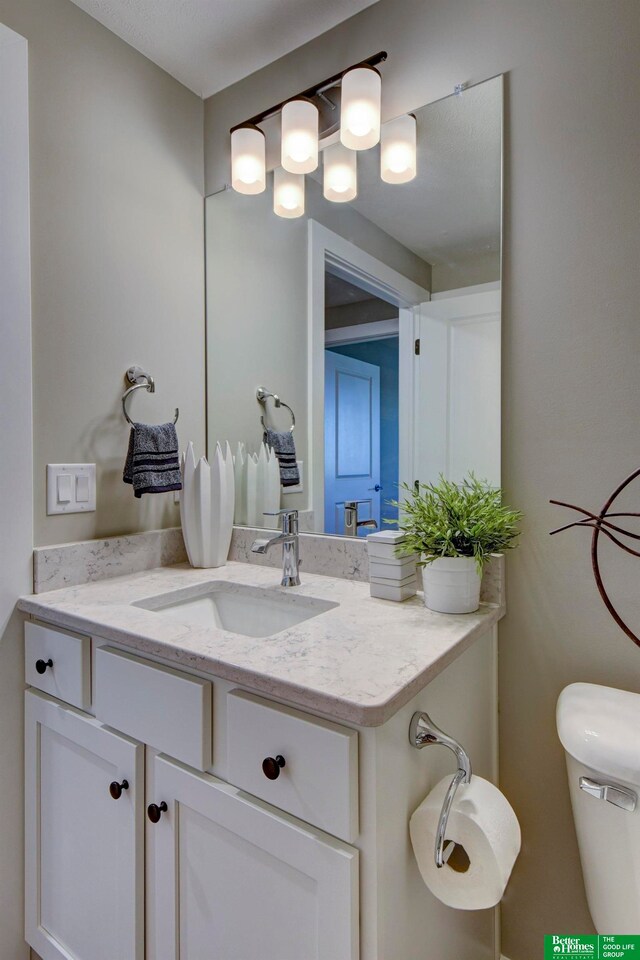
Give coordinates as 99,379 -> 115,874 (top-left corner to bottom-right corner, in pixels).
557,682 -> 640,934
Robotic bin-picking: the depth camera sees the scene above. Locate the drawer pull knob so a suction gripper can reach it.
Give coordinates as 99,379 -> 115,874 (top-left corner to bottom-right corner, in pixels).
35,658 -> 53,675
109,779 -> 129,800
147,801 -> 168,823
262,755 -> 286,780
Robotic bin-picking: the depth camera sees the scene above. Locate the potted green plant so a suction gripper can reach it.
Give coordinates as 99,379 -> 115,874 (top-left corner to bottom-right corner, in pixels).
391,475 -> 522,613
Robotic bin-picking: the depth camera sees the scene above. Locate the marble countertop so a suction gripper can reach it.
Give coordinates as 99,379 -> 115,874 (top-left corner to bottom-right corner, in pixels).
18,562 -> 504,727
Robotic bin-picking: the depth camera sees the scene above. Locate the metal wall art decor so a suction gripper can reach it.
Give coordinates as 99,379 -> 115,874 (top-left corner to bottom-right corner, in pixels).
550,467 -> 640,648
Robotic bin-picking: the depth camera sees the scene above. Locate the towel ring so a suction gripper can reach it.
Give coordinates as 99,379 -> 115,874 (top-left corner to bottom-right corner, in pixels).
256,386 -> 295,433
122,366 -> 179,428
410,711 -> 472,868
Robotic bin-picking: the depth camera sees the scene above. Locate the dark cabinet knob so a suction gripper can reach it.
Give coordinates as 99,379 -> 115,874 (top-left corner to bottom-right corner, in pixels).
35,658 -> 53,675
147,801 -> 168,823
262,755 -> 286,780
109,779 -> 129,800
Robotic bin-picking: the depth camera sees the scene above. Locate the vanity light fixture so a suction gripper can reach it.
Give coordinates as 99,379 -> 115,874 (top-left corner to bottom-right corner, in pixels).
230,124 -> 266,195
323,142 -> 357,203
229,51 -> 422,213
380,114 -> 417,184
339,65 -> 382,150
273,167 -> 305,218
281,98 -> 319,174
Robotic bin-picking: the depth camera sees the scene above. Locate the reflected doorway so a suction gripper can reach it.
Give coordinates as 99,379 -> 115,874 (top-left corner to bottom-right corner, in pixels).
324,272 -> 399,536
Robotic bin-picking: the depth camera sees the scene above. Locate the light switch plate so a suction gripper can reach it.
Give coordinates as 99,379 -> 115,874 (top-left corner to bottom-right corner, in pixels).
282,460 -> 304,495
47,464 -> 96,515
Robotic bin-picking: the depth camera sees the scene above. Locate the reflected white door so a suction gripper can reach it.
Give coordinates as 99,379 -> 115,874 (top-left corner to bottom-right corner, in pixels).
415,286 -> 501,487
150,754 -> 359,960
25,691 -> 144,960
324,350 -> 381,535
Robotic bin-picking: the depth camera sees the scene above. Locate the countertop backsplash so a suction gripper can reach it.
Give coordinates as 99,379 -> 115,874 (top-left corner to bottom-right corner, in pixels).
32,525 -> 504,606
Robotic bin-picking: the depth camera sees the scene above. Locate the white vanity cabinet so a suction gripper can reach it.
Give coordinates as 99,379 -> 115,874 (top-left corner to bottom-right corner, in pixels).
25,690 -> 144,960
24,624 -> 360,960
149,754 -> 358,960
24,615 -> 498,960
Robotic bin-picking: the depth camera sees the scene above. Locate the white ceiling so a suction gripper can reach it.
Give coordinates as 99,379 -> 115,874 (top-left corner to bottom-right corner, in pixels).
68,0 -> 380,97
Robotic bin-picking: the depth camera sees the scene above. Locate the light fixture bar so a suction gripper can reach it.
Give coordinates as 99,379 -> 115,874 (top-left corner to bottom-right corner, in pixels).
230,51 -> 387,134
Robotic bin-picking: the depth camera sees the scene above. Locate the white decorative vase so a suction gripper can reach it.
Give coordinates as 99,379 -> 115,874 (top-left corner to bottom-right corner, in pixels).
421,556 -> 482,614
233,442 -> 248,525
180,441 -> 235,568
245,443 -> 281,528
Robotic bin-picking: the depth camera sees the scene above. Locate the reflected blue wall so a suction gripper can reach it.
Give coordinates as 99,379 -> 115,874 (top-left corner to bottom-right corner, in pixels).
327,336 -> 399,527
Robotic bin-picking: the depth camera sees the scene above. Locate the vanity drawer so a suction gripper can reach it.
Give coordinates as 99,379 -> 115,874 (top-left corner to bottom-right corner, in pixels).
94,647 -> 212,770
227,690 -> 358,842
25,621 -> 91,710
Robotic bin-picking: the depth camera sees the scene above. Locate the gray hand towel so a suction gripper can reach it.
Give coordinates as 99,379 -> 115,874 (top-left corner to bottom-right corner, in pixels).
264,428 -> 300,487
123,422 -> 182,498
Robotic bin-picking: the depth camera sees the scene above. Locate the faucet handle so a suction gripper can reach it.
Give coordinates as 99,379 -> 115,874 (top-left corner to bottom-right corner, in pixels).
263,508 -> 299,534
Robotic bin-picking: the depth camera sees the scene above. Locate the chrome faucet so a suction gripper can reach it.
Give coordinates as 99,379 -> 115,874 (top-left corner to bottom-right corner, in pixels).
250,509 -> 301,587
344,500 -> 378,537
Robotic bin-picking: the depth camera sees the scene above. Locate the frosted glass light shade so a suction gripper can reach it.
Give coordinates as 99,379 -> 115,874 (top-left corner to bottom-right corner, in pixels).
281,98 -> 319,174
273,167 -> 305,218
323,142 -> 357,202
380,114 -> 417,184
231,125 -> 266,194
340,65 -> 381,150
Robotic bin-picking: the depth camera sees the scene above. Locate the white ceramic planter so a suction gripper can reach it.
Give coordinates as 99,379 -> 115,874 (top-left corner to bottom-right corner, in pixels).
421,556 -> 481,614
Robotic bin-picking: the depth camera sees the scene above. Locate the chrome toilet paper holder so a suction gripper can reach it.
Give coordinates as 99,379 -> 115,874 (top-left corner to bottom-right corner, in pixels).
410,711 -> 473,868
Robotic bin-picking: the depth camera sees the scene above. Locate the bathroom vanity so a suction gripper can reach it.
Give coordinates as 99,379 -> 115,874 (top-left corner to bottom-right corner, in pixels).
19,561 -> 503,960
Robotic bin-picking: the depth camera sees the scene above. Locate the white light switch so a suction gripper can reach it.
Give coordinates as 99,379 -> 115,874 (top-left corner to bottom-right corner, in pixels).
47,464 -> 96,515
57,474 -> 72,504
76,474 -> 90,503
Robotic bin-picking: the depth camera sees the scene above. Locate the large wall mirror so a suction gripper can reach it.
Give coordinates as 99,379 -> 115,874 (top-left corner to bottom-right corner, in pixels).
206,75 -> 502,537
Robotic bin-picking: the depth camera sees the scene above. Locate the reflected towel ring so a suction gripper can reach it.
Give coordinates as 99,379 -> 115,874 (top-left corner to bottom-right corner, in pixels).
122,366 -> 179,427
256,385 -> 295,433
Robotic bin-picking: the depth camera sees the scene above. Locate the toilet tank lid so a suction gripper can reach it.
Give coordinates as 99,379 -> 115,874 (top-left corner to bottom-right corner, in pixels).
557,682 -> 640,784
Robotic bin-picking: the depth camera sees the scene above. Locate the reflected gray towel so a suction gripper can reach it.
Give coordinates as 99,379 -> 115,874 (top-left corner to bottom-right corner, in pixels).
264,428 -> 300,487
123,422 -> 182,498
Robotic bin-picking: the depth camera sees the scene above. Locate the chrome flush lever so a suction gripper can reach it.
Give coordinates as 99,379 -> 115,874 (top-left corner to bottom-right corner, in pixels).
579,776 -> 637,812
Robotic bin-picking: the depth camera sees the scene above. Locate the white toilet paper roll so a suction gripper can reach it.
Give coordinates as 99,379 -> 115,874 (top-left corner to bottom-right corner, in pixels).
409,775 -> 521,910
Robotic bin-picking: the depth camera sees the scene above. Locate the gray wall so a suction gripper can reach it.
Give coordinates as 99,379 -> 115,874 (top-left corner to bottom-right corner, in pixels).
0,24 -> 32,960
431,252 -> 501,294
204,2 -> 640,956
0,0 -> 205,548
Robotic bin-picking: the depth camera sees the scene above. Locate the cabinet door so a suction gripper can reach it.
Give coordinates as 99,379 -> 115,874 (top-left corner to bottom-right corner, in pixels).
149,754 -> 359,960
25,691 -> 144,960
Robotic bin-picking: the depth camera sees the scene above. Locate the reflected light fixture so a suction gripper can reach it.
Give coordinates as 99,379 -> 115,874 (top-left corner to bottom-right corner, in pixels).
281,98 -> 319,174
380,114 -> 417,184
273,167 -> 305,218
230,124 -> 266,195
340,65 -> 382,150
323,142 -> 357,203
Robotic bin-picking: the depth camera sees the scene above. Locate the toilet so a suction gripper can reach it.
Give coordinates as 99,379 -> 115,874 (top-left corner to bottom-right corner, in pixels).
557,682 -> 640,934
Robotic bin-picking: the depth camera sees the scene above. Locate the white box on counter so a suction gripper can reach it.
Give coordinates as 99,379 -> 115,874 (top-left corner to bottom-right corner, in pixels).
369,557 -> 418,580
370,580 -> 418,601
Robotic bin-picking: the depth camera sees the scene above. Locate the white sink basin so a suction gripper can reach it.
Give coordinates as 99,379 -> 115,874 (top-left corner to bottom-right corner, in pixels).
134,581 -> 338,638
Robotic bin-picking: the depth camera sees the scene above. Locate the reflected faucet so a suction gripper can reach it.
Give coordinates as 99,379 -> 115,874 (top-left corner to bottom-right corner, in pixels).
250,509 -> 301,587
344,501 -> 378,538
